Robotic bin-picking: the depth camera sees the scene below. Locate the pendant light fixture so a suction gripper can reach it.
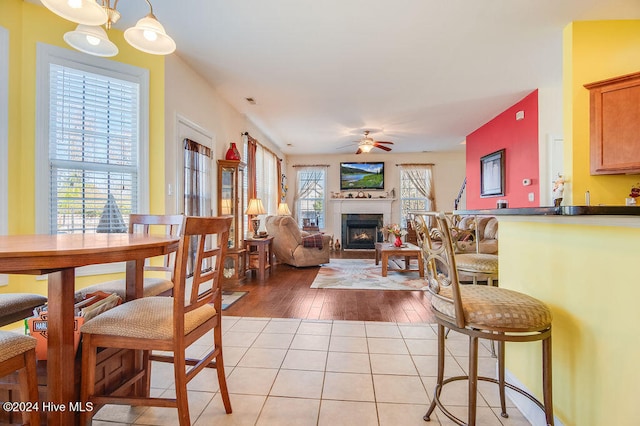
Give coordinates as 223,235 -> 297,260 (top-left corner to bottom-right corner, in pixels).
41,0 -> 176,57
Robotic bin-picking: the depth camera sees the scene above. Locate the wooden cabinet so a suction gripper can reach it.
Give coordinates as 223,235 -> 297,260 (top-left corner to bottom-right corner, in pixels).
217,160 -> 246,284
585,71 -> 640,175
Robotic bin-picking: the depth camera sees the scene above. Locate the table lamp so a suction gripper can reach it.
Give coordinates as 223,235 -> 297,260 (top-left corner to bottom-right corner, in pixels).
245,198 -> 266,237
277,202 -> 291,216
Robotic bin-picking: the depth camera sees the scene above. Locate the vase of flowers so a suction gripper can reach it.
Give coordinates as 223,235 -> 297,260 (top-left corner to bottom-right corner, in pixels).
627,182 -> 640,206
384,224 -> 407,247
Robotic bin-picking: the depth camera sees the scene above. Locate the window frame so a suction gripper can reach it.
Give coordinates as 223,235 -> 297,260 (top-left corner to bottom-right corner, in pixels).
399,166 -> 434,228
0,25 -> 8,285
295,167 -> 327,229
34,43 -> 150,276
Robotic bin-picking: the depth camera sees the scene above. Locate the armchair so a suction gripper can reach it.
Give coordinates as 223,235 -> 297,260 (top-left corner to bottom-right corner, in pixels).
265,215 -> 331,267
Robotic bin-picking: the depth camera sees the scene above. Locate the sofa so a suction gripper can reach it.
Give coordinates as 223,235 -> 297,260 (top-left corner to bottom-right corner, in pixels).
265,215 -> 331,267
452,215 -> 498,254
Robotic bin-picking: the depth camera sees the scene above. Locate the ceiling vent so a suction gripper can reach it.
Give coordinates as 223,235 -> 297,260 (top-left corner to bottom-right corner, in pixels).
245,97 -> 256,105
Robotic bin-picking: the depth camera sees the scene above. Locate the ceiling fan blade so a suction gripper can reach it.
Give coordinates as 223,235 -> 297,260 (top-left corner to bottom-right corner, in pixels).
374,144 -> 392,151
355,148 -> 363,154
373,140 -> 394,144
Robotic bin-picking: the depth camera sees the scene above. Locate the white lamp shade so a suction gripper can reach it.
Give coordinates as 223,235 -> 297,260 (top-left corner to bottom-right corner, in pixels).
359,144 -> 373,153
277,203 -> 291,216
124,15 -> 176,55
245,199 -> 266,215
41,0 -> 108,26
64,24 -> 118,57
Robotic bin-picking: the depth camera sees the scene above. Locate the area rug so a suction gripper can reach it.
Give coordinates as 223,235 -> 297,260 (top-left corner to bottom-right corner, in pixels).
222,291 -> 248,310
310,259 -> 428,291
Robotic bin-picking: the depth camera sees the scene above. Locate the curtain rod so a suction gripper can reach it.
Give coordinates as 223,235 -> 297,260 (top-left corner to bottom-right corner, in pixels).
243,132 -> 282,161
292,164 -> 330,168
395,163 -> 435,166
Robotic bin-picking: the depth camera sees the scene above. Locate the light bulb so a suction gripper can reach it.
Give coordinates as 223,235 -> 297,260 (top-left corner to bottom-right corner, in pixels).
143,30 -> 158,42
68,0 -> 82,8
86,34 -> 100,46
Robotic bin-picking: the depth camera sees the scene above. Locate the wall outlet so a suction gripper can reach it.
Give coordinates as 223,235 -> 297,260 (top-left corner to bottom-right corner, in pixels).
528,192 -> 534,202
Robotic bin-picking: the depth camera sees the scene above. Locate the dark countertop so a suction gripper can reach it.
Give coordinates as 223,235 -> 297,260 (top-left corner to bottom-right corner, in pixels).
455,206 -> 640,216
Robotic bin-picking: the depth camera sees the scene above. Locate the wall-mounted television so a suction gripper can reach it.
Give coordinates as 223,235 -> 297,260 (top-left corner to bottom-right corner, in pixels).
340,162 -> 385,190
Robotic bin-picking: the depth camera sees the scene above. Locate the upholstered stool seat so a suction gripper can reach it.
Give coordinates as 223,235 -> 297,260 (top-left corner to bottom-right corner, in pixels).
414,212 -> 554,426
0,331 -> 40,426
0,293 -> 47,327
432,285 -> 552,331
455,253 -> 499,286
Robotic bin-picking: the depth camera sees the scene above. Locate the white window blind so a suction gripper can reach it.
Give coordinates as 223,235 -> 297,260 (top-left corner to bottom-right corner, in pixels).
295,167 -> 326,229
48,64 -> 139,234
255,145 -> 277,215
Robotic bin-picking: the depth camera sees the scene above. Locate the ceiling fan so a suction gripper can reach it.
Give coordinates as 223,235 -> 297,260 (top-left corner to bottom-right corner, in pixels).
354,131 -> 394,154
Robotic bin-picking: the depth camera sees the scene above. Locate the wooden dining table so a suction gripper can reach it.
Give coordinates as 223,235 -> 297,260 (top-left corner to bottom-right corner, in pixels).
0,233 -> 179,425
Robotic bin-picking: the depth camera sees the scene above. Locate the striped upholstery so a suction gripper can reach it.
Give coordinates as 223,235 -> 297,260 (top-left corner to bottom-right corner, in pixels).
81,297 -> 216,340
75,277 -> 173,302
431,285 -> 552,331
0,331 -> 37,363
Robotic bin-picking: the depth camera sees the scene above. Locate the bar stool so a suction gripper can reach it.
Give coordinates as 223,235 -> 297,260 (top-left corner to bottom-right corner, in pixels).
0,294 -> 47,327
0,331 -> 40,426
415,212 -> 554,426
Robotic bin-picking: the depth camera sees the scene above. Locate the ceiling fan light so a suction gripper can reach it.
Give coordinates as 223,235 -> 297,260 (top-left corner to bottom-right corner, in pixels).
124,15 -> 176,55
41,0 -> 108,26
63,24 -> 118,57
359,144 -> 374,153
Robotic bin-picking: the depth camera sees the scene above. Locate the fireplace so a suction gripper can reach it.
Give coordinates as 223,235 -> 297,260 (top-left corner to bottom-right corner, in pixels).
342,214 -> 383,250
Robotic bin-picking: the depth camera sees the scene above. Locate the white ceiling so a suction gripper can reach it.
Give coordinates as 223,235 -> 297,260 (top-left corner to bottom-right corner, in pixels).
60,1 -> 640,154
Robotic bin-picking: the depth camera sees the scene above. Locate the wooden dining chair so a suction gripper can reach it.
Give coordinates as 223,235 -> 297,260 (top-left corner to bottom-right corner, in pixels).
0,331 -> 40,426
415,212 -> 554,426
75,214 -> 184,301
0,294 -> 47,328
80,216 -> 232,426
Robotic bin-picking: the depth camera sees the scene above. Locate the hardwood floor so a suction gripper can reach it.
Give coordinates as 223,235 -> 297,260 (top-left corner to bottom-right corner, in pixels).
222,250 -> 435,323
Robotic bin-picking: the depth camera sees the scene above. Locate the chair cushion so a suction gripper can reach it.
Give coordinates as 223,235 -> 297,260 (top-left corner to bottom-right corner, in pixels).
455,253 -> 499,273
431,285 -> 552,332
0,331 -> 37,363
80,297 -> 216,340
75,277 -> 174,302
0,294 -> 47,318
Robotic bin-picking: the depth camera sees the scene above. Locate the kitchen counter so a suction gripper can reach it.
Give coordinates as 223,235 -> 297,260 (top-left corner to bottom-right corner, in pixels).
455,205 -> 640,216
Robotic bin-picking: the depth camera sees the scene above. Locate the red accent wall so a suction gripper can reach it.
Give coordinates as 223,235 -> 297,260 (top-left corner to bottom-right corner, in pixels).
466,90 -> 539,209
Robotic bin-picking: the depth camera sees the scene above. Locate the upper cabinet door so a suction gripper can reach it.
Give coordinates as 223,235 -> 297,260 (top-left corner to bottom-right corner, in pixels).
585,71 -> 640,175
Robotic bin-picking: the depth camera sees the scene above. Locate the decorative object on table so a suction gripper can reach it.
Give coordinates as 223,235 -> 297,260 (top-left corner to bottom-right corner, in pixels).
552,174 -> 565,207
627,182 -> 640,206
334,239 -> 341,251
225,142 -> 241,160
277,202 -> 292,216
245,198 -> 266,237
384,224 -> 407,247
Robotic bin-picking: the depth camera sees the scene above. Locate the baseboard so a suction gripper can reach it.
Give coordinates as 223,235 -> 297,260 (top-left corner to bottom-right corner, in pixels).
504,369 -> 564,426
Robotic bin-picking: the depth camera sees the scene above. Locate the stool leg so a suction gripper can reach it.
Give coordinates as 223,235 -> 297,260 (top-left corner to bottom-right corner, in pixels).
424,323 -> 445,421
498,340 -> 508,418
543,334 -> 554,425
468,336 -> 478,426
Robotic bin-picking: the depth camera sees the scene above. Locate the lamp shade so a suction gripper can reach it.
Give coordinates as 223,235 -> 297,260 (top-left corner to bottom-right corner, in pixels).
64,24 -> 118,57
277,202 -> 291,216
245,199 -> 266,215
41,0 -> 108,26
124,15 -> 176,55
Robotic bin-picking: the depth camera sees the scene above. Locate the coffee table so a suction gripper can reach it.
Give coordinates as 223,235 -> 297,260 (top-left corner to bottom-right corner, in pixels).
375,242 -> 424,277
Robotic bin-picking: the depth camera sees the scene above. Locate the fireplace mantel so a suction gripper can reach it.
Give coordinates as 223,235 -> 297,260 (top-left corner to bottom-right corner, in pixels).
329,198 -> 396,246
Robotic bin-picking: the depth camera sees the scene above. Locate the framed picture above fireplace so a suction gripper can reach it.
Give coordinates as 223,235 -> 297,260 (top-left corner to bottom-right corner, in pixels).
340,162 -> 385,190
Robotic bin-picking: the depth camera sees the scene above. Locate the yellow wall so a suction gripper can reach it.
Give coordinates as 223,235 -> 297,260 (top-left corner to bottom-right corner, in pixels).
501,220 -> 640,426
563,20 -> 640,206
500,19 -> 640,426
0,0 -> 166,294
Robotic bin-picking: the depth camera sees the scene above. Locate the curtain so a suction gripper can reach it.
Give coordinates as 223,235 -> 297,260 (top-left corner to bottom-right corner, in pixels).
246,134 -> 258,200
183,138 -> 212,275
277,158 -> 283,202
401,164 -> 436,211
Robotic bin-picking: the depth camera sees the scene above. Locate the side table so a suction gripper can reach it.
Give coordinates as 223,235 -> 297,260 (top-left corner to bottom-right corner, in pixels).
244,236 -> 274,281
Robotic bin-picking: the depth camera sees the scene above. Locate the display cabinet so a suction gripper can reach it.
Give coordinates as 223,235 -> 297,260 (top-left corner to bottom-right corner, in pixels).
217,160 -> 246,284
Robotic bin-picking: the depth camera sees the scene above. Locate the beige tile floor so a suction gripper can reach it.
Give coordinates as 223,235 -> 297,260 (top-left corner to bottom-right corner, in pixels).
91,316 -> 533,425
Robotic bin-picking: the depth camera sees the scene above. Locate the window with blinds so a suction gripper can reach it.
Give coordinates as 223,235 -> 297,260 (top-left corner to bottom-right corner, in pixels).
48,63 -> 139,234
296,168 -> 326,228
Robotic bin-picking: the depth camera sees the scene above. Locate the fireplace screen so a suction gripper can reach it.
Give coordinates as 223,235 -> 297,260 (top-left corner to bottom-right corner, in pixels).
342,214 -> 383,249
